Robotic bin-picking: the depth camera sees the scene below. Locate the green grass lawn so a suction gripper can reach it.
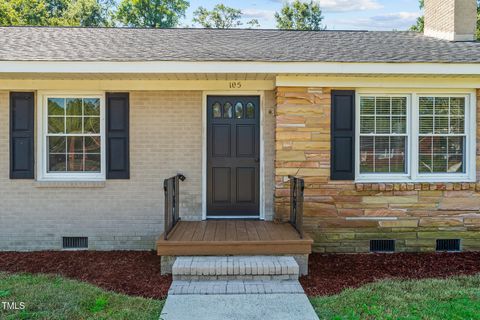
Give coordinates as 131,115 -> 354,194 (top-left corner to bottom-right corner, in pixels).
0,272 -> 163,320
311,274 -> 480,320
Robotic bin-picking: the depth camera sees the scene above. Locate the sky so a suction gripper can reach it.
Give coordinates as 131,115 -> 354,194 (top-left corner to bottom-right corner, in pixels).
182,0 -> 423,30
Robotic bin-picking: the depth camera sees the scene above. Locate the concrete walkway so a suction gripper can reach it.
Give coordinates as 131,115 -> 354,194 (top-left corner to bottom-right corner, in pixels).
160,256 -> 319,320
160,293 -> 319,320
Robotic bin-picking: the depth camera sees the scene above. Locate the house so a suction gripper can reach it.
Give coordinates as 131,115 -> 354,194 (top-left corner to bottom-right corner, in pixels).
1,0 -> 479,266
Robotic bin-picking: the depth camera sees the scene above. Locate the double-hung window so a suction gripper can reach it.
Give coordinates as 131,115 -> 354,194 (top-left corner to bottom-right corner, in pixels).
357,92 -> 475,182
38,93 -> 105,181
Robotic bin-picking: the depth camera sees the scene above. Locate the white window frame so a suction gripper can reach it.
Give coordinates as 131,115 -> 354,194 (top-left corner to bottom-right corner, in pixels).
37,91 -> 106,181
355,90 -> 476,183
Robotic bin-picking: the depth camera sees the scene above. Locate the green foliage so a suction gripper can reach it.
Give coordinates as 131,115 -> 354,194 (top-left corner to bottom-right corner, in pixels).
193,4 -> 259,29
116,0 -> 189,28
0,272 -> 163,320
0,0 -> 114,26
64,0 -> 116,27
310,275 -> 480,320
89,295 -> 109,312
410,16 -> 424,32
274,0 -> 324,30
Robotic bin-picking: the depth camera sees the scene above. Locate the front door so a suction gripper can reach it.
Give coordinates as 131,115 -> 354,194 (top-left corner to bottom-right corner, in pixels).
207,96 -> 260,217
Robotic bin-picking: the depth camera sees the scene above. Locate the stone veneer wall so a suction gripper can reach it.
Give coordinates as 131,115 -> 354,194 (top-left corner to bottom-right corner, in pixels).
275,87 -> 480,253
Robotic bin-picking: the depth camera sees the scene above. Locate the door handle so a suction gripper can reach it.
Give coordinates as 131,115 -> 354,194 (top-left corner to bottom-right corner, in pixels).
254,158 -> 260,163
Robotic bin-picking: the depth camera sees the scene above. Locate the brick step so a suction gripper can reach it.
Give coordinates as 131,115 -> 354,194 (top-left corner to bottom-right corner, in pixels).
172,256 -> 299,281
168,280 -> 304,295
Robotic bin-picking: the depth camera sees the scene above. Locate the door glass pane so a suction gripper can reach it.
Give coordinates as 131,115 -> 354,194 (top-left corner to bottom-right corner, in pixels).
235,102 -> 243,119
212,102 -> 222,118
246,103 -> 255,119
223,102 -> 233,118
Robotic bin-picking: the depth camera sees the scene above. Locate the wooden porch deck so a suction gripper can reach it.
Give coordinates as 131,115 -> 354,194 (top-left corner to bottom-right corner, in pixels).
156,220 -> 313,256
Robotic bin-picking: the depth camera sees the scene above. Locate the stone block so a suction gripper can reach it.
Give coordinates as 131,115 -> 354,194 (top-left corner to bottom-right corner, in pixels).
363,196 -> 418,204
419,218 -> 464,227
379,220 -> 419,228
439,197 -> 480,210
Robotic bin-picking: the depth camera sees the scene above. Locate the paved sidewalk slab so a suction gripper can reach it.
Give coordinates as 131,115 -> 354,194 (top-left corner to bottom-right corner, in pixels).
169,280 -> 304,295
160,293 -> 319,320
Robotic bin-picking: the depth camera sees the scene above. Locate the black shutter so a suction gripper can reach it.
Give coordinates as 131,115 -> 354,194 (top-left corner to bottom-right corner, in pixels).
106,93 -> 130,179
10,92 -> 35,179
331,90 -> 355,180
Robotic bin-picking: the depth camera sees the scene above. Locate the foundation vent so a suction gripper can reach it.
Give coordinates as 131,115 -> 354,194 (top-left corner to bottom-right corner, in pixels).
370,240 -> 395,252
436,239 -> 461,252
62,237 -> 88,249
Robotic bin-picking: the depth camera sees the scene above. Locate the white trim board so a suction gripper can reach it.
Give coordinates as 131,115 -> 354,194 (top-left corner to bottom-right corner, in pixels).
276,76 -> 480,89
2,61 -> 480,75
201,91 -> 266,221
0,79 -> 275,91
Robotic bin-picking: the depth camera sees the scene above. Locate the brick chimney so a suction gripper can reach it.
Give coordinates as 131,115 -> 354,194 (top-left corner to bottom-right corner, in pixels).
424,0 -> 477,41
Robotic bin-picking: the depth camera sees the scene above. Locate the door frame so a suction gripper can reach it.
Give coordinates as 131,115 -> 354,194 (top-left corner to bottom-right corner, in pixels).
202,91 -> 265,220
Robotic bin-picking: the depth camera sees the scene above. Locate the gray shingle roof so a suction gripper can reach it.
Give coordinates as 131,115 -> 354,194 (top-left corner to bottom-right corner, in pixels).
1,26 -> 480,63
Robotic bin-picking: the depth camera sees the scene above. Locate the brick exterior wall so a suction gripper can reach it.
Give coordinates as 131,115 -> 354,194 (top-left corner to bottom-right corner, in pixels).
0,90 -> 275,251
275,87 -> 480,253
424,0 -> 477,41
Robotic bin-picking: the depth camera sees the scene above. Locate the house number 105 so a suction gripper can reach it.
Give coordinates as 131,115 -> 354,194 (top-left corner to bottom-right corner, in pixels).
229,81 -> 242,89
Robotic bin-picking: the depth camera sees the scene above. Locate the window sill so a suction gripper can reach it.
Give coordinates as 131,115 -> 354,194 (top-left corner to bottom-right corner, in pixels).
355,178 -> 476,184
34,181 -> 106,188
355,181 -> 478,192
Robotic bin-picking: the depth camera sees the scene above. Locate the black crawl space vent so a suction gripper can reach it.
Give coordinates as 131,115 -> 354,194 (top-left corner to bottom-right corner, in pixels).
436,239 -> 461,252
370,240 -> 395,252
62,237 -> 88,249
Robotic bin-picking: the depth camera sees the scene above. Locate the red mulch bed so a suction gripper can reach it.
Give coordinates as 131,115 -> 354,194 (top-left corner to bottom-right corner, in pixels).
0,251 -> 171,299
301,252 -> 480,296
1,251 -> 479,299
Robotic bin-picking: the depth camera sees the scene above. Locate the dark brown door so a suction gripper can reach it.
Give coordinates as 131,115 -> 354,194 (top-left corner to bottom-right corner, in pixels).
207,96 -> 260,217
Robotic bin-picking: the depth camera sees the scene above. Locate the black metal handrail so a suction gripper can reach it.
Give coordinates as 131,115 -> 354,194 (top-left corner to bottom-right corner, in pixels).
289,175 -> 305,239
164,173 -> 186,240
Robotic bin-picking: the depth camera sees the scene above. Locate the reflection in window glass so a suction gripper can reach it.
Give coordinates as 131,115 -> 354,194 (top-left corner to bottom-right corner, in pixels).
359,96 -> 407,174
418,97 -> 465,174
223,102 -> 233,118
235,102 -> 243,119
212,102 -> 222,118
46,97 -> 101,173
246,103 -> 255,119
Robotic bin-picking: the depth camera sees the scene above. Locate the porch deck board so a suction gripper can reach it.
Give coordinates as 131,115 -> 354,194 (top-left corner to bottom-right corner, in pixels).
157,221 -> 313,256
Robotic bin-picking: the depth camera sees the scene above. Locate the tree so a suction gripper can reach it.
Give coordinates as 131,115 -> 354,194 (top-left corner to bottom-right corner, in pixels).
274,0 -> 324,30
0,0 -> 114,26
193,4 -> 259,29
411,0 -> 480,40
64,0 -> 115,27
116,0 -> 189,28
